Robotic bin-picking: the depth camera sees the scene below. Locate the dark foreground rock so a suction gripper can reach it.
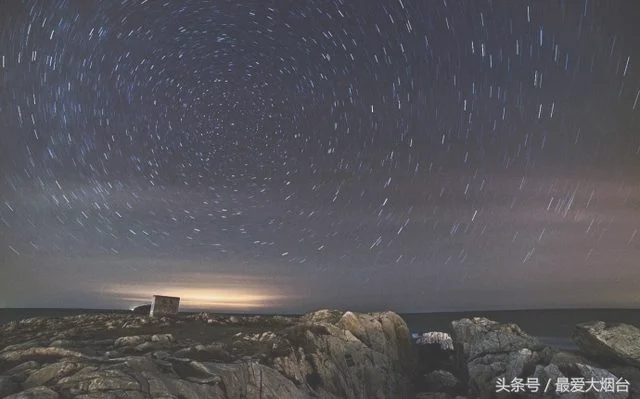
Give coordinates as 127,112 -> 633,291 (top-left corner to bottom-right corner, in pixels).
2,310 -> 639,399
0,310 -> 417,399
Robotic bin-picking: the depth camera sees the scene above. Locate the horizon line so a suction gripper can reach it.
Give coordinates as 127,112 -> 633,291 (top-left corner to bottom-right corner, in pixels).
1,305 -> 638,315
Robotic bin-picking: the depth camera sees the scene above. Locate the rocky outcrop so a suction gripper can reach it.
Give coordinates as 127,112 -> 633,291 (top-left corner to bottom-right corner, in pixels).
2,311 -> 638,399
573,321 -> 640,368
447,317 -> 638,399
0,310 -> 417,399
131,305 -> 152,316
450,317 -> 553,399
264,313 -> 416,398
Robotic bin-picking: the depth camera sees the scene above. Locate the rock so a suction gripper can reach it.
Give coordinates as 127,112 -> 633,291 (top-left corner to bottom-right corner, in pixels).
423,369 -> 461,395
173,344 -> 233,362
451,317 -> 552,399
131,304 -> 152,315
266,315 -> 415,398
336,310 -> 418,377
415,393 -> 454,399
551,350 -> 599,369
57,369 -> 141,394
573,363 -> 629,399
0,309 -> 419,399
0,376 -> 20,397
543,363 -> 565,381
3,361 -> 41,381
151,333 -> 174,344
188,361 -> 306,398
48,339 -> 75,348
504,348 -> 542,381
134,341 -> 163,353
4,386 -> 60,399
0,347 -> 88,363
114,335 -> 150,348
415,332 -> 456,376
23,361 -> 80,388
416,332 -> 454,350
572,322 -> 640,368
607,365 -> 640,398
301,309 -> 343,324
0,341 -> 45,352
74,391 -> 148,399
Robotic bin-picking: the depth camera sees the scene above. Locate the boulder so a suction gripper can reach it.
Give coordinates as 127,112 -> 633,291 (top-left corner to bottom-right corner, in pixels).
423,369 -> 462,395
415,393 -> 455,399
4,386 -> 60,399
113,335 -> 150,348
451,317 -> 553,399
173,344 -> 233,362
0,376 -> 20,397
57,369 -> 141,394
607,365 -> 640,398
23,361 -> 80,388
573,363 -> 629,399
131,304 -> 151,315
3,361 -> 40,382
572,322 -> 640,368
264,312 -> 416,398
0,347 -> 88,363
187,361 -> 306,398
335,310 -> 418,377
151,334 -> 174,344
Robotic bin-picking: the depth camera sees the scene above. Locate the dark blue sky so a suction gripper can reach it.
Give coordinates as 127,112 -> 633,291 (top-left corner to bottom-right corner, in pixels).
1,0 -> 639,312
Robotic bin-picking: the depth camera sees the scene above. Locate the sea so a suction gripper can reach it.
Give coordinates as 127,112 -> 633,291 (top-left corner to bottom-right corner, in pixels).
1,308 -> 638,352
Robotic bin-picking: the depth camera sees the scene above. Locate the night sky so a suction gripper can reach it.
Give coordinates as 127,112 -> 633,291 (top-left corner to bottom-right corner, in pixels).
1,0 -> 639,313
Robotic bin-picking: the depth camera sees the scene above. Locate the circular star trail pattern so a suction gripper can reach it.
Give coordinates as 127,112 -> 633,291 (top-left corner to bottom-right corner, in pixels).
1,0 -> 639,311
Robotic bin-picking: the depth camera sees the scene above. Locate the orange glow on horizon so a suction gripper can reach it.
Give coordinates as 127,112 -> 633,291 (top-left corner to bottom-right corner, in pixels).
101,273 -> 295,310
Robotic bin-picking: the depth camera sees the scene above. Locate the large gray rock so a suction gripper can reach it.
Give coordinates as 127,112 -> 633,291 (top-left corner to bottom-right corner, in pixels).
423,369 -> 461,394
0,376 -> 20,397
265,310 -> 417,398
23,361 -> 80,388
451,317 -> 554,399
4,386 -> 60,399
607,365 -> 640,399
113,335 -> 151,348
3,361 -> 40,382
572,322 -> 640,368
191,361 -> 306,398
573,363 -> 629,399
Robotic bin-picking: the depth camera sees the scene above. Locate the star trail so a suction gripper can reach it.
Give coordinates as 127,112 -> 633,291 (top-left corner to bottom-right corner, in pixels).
1,0 -> 639,312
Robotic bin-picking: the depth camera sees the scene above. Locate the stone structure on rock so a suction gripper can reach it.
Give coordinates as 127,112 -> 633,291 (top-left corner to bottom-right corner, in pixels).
150,295 -> 180,317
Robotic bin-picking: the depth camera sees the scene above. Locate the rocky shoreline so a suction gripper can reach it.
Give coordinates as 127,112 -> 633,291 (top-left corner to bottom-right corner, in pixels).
0,310 -> 638,398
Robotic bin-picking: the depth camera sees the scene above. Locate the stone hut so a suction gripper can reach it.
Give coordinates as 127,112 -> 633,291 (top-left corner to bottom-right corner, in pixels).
150,295 -> 180,317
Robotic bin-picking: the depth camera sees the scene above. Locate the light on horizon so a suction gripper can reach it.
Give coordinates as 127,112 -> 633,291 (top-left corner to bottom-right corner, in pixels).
102,273 -> 293,311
